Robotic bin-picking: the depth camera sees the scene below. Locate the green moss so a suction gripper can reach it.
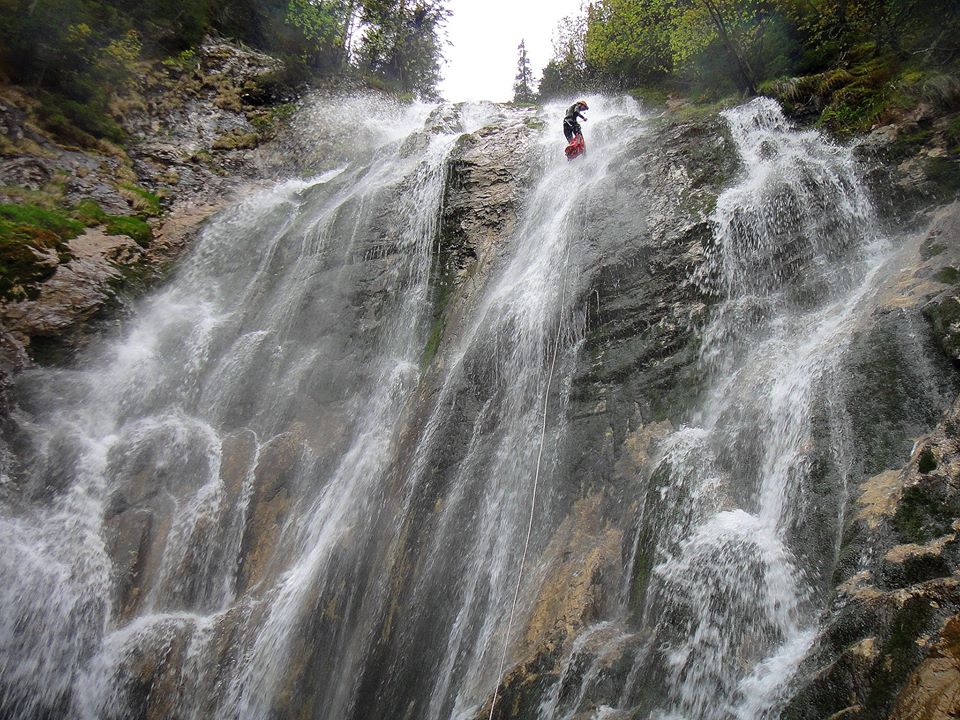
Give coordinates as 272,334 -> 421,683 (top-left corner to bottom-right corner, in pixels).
120,183 -> 162,216
420,315 -> 445,371
946,116 -> 960,153
924,156 -> 960,199
0,240 -> 57,300
893,484 -> 956,544
0,203 -> 84,240
935,266 -> 960,284
0,203 -> 85,300
72,199 -> 110,226
923,294 -> 960,359
819,84 -> 886,136
922,242 -> 946,260
250,102 -> 296,136
189,149 -> 214,165
105,215 -> 152,247
863,597 -> 935,715
523,116 -> 546,130
212,130 -> 261,151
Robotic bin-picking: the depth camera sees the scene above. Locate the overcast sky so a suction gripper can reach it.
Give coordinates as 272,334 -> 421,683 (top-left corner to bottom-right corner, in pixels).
439,0 -> 585,102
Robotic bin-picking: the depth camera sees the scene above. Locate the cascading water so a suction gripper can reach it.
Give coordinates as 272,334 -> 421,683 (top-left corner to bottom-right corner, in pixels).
0,89 -> 948,720
0,95 -> 494,719
0,95 -> 652,720
535,97 -> 928,720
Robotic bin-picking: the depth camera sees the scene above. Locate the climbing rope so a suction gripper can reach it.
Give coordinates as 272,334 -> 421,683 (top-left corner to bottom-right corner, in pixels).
487,236 -> 573,720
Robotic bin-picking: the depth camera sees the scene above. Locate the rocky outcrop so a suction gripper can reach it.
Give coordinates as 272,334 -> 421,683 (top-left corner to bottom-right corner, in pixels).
425,109 -> 540,368
783,398 -> 960,719
0,38 -> 297,401
783,202 -> 960,719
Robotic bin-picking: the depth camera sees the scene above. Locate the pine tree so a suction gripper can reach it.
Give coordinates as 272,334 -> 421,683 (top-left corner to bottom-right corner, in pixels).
513,39 -> 534,103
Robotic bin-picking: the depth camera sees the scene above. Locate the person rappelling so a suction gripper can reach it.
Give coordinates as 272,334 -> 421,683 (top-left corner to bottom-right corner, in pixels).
563,100 -> 588,160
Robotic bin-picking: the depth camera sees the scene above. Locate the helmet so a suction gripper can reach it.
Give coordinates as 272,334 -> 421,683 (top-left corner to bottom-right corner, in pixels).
577,100 -> 589,110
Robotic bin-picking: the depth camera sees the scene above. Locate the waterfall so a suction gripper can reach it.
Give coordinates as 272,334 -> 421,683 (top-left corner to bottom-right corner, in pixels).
0,95 -> 653,720
0,95 -> 493,720
0,92 -> 949,720
536,97 -> 906,720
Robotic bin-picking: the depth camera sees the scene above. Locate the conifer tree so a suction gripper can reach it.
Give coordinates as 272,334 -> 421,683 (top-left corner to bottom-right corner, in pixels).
513,39 -> 535,103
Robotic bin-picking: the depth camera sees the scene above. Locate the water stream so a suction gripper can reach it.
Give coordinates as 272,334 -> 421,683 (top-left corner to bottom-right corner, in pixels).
537,98 -> 920,720
0,94 -> 948,720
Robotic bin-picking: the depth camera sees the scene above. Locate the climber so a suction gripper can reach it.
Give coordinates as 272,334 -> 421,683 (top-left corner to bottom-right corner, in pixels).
563,100 -> 588,160
563,100 -> 588,142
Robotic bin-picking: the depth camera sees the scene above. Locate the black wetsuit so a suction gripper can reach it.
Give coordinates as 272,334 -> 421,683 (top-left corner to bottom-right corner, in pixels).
563,104 -> 586,142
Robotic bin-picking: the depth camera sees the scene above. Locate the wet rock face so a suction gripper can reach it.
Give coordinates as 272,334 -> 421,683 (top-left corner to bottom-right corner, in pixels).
776,200 -> 960,720
237,430 -> 304,594
565,116 -> 736,507
440,112 -> 537,279
454,113 -> 740,719
0,37 -> 295,398
784,393 -> 960,720
430,108 -> 539,341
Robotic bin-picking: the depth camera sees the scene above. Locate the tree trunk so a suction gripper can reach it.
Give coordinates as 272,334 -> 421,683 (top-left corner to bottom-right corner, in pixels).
701,0 -> 758,95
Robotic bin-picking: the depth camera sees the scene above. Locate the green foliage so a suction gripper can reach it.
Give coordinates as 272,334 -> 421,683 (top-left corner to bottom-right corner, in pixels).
545,0 -> 959,110
356,0 -> 449,99
539,12 -> 589,97
38,92 -> 127,147
0,0 -> 450,122
285,0 -> 351,69
513,39 -> 535,103
585,0 -> 674,88
0,203 -> 84,241
162,49 -> 199,71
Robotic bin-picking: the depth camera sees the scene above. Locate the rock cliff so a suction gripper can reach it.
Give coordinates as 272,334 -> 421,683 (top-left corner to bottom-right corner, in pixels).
3,76 -> 960,719
0,38 -> 296,405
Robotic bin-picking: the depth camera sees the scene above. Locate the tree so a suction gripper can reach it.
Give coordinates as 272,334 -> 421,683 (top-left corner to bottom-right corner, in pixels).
583,0 -> 675,88
355,0 -> 449,98
538,10 -> 589,98
670,0 -> 786,94
284,0 -> 356,70
513,39 -> 534,103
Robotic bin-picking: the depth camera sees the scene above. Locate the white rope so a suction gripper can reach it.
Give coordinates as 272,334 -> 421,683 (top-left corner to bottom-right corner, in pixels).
487,238 -> 572,720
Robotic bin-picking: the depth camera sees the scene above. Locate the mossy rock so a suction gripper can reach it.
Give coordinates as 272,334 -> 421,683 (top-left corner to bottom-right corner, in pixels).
0,235 -> 60,300
892,482 -> 960,544
923,293 -> 960,362
105,216 -> 152,248
0,202 -> 83,300
119,183 -> 162,216
212,130 -> 261,151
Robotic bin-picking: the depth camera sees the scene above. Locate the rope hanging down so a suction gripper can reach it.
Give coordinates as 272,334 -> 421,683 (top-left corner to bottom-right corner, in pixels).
487,238 -> 573,720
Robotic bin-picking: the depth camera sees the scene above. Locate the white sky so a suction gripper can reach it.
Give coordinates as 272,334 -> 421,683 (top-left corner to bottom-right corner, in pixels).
439,0 -> 585,102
